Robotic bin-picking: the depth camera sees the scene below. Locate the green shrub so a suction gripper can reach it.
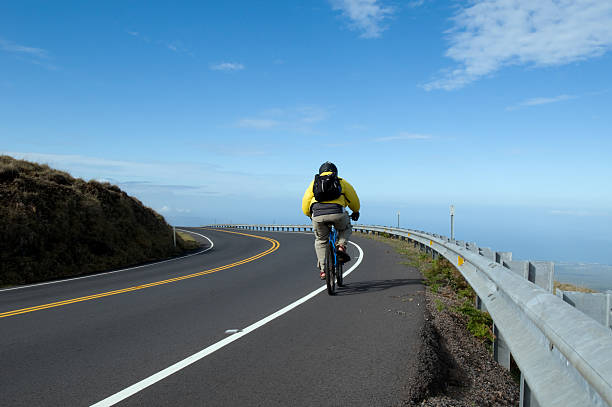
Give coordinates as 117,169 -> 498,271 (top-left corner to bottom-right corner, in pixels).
455,301 -> 494,342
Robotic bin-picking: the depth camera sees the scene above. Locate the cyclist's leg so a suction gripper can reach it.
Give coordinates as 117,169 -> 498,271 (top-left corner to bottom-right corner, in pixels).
334,212 -> 352,248
323,212 -> 351,262
312,215 -> 332,273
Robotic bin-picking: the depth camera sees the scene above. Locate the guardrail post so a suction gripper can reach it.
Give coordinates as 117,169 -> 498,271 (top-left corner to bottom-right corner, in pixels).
496,251 -> 512,264
494,325 -> 511,369
528,261 -> 554,292
504,260 -> 529,279
557,290 -> 612,328
480,247 -> 495,261
521,375 -> 540,407
608,292 -> 612,329
475,295 -> 488,312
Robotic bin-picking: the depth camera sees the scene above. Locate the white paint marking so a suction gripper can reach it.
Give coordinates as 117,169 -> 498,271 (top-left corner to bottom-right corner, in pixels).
0,229 -> 213,293
90,241 -> 364,407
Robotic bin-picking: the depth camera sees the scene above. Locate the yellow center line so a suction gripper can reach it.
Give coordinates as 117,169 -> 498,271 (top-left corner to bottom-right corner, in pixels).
0,229 -> 280,319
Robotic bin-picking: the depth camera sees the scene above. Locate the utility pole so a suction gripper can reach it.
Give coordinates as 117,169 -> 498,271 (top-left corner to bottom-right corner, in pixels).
450,205 -> 455,240
397,211 -> 400,228
173,226 -> 176,247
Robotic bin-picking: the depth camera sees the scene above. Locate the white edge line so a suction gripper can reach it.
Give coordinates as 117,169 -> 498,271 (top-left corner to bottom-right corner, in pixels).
0,229 -> 214,293
90,241 -> 364,407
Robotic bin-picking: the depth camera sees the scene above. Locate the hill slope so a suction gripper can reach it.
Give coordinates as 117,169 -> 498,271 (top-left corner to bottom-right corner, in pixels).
0,155 -> 198,286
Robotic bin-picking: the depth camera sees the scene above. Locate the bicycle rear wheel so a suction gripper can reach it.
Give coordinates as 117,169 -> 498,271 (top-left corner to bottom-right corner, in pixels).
336,261 -> 343,287
325,243 -> 335,295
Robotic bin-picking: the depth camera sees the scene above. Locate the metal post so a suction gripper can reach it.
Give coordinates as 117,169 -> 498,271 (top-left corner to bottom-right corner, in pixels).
397,211 -> 400,228
450,205 -> 455,240
173,226 -> 176,248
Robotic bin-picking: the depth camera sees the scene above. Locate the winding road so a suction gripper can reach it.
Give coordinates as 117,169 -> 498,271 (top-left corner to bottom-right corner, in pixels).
1,228 -> 425,406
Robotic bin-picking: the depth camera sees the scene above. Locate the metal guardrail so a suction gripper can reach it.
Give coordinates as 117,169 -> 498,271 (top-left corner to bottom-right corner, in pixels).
207,223 -> 612,407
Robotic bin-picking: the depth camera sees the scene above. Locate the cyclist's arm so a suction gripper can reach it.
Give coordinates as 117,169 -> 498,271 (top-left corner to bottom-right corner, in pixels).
341,180 -> 360,213
301,181 -> 315,217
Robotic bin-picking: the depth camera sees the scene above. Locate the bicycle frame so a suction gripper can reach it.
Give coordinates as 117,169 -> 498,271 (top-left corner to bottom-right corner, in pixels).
329,226 -> 338,266
325,225 -> 343,295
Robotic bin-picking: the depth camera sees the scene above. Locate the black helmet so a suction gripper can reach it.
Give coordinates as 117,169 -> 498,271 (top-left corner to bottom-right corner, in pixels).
319,161 -> 337,175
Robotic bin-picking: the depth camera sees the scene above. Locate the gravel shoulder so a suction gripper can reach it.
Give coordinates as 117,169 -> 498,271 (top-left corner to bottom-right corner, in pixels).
359,233 -> 519,406
408,287 -> 520,406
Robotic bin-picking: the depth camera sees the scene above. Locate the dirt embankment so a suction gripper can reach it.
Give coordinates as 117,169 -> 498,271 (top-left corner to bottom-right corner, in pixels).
0,155 -> 199,287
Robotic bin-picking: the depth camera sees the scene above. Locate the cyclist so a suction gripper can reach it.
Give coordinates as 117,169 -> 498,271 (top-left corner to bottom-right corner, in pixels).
302,162 -> 360,279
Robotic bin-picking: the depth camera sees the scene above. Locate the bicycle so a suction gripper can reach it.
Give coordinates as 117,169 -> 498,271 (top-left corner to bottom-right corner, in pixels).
324,225 -> 344,295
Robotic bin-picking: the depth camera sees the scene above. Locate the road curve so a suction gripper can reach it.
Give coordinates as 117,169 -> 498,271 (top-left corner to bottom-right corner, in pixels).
0,228 -> 425,406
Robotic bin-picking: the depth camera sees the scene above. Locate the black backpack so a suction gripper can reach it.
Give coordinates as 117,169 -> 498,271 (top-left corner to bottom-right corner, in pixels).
313,173 -> 342,202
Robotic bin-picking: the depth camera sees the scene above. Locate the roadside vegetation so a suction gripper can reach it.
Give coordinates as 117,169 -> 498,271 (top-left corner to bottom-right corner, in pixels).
365,231 -> 494,343
395,239 -> 495,343
0,155 -> 200,287
361,232 -> 519,405
554,281 -> 597,293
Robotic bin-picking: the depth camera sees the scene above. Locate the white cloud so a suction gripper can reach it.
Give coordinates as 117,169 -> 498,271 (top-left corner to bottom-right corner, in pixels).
158,206 -> 191,214
408,0 -> 426,7
375,133 -> 432,142
236,106 -> 330,131
507,94 -> 576,110
424,0 -> 612,90
0,38 -> 57,69
330,0 -> 394,38
210,62 -> 245,71
295,106 -> 329,123
164,41 -> 191,55
237,119 -> 280,129
0,38 -> 49,59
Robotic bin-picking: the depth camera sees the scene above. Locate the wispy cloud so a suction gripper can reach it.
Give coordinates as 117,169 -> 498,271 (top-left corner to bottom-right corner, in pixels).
408,0 -> 427,7
5,152 -> 169,179
0,38 -> 48,58
330,0 -> 394,38
125,30 -> 151,43
164,41 -> 189,54
506,94 -> 576,110
158,206 -> 192,214
126,30 -> 192,55
237,119 -> 280,129
424,0 -> 612,90
210,62 -> 245,71
374,133 -> 432,142
235,106 -> 329,130
0,38 -> 56,69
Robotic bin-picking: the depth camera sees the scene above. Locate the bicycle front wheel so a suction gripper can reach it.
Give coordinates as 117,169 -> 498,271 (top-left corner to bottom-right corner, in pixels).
325,243 -> 335,295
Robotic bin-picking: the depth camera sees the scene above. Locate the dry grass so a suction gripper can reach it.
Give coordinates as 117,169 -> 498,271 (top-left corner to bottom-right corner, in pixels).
0,155 -> 199,286
176,231 -> 200,250
554,281 -> 597,293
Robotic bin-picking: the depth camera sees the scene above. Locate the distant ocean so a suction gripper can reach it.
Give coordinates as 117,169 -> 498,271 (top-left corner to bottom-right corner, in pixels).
555,263 -> 612,292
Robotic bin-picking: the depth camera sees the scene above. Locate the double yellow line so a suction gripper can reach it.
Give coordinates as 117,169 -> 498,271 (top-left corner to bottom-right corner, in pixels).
0,229 -> 279,319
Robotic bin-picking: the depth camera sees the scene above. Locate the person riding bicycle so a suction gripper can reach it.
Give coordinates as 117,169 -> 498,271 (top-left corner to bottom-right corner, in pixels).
302,162 -> 360,279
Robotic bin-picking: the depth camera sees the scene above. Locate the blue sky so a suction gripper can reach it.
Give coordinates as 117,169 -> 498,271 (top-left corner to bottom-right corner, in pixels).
2,0 -> 612,264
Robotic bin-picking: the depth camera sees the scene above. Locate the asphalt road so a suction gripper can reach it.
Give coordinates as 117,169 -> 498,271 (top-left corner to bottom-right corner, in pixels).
0,228 -> 425,406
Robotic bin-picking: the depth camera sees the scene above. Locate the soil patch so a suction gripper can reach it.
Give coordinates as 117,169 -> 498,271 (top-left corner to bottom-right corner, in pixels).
405,287 -> 519,406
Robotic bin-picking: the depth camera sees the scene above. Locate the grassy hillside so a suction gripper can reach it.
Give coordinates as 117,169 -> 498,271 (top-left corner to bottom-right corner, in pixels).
0,155 -> 199,287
